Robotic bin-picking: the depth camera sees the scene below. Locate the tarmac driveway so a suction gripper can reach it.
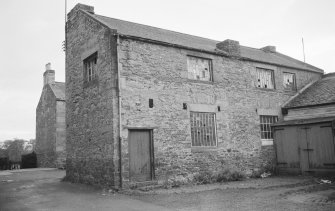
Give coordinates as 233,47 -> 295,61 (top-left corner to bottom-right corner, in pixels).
0,168 -> 335,211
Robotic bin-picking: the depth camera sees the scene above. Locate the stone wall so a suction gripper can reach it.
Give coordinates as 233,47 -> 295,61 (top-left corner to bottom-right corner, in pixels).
65,9 -> 118,187
55,101 -> 66,168
117,38 -> 322,184
36,86 -> 57,167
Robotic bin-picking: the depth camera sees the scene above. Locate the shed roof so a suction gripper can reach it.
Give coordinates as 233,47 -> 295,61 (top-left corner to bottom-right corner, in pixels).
284,73 -> 335,108
273,117 -> 335,127
87,12 -> 323,73
49,82 -> 65,101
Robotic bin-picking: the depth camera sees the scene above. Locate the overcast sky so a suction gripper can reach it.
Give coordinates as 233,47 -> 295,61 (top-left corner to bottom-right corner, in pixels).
0,0 -> 334,142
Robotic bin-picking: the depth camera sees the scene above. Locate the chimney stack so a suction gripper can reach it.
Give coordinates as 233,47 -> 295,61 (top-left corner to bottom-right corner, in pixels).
43,63 -> 55,86
216,39 -> 241,57
261,46 -> 276,53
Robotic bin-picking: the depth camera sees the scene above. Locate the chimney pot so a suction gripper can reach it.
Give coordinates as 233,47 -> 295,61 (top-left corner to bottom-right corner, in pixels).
43,63 -> 55,86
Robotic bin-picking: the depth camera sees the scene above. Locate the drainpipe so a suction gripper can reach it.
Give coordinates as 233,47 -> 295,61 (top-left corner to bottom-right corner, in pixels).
116,33 -> 122,189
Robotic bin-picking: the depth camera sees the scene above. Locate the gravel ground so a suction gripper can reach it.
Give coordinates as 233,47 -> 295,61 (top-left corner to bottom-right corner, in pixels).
0,168 -> 334,211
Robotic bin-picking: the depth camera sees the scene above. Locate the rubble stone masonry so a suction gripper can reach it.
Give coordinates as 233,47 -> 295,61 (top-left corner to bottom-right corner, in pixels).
65,5 -> 322,188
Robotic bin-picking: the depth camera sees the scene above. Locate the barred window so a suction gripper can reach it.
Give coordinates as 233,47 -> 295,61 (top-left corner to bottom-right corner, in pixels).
256,68 -> 274,89
260,115 -> 278,140
187,56 -> 213,81
283,72 -> 296,91
84,52 -> 97,82
190,112 -> 217,146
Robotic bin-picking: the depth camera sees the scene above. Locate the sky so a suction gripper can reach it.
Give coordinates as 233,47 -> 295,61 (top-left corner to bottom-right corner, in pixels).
0,0 -> 334,142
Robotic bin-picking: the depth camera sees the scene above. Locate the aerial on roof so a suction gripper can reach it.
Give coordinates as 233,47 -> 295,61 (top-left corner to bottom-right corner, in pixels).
284,73 -> 335,108
49,82 -> 65,101
78,8 -> 323,73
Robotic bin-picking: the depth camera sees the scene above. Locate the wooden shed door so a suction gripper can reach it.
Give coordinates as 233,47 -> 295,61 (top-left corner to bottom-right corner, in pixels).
274,127 -> 300,169
129,130 -> 152,182
307,124 -> 335,169
299,124 -> 335,172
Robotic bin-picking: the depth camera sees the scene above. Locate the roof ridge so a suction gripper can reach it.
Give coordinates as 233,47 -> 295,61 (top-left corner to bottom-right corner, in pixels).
273,52 -> 323,72
93,14 -> 220,43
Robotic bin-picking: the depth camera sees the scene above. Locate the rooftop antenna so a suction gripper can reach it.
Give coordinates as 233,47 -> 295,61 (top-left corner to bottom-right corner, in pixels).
302,37 -> 306,63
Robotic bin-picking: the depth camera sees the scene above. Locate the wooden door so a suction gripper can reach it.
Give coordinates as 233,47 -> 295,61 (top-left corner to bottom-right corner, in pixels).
128,130 -> 152,182
307,123 -> 335,169
274,127 -> 300,170
298,126 -> 310,173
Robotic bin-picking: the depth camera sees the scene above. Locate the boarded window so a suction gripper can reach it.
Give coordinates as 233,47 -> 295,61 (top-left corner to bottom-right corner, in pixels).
283,72 -> 296,91
256,68 -> 274,89
187,56 -> 212,81
84,52 -> 98,82
190,112 -> 217,146
260,115 -> 278,140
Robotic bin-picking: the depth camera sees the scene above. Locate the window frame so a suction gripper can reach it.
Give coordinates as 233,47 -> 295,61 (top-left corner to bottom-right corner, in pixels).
83,52 -> 98,83
256,67 -> 275,90
283,72 -> 297,91
190,111 -> 217,147
259,115 -> 278,141
187,55 -> 213,82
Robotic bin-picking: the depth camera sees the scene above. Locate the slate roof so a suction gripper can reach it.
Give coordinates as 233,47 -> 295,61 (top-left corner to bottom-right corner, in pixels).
86,12 -> 322,73
49,82 -> 65,101
284,73 -> 335,108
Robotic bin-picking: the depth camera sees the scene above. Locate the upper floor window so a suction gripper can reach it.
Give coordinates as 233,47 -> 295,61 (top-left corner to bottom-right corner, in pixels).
84,52 -> 97,82
190,112 -> 217,147
187,56 -> 213,81
256,67 -> 274,89
260,115 -> 278,141
283,72 -> 296,91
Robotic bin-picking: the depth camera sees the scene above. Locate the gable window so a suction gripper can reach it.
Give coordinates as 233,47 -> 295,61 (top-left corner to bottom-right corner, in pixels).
256,68 -> 274,89
187,56 -> 212,81
260,115 -> 278,141
283,72 -> 296,91
190,112 -> 217,147
84,52 -> 97,82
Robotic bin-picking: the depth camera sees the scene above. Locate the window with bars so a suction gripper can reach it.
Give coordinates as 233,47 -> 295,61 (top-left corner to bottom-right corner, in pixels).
84,52 -> 98,82
283,72 -> 296,91
260,115 -> 278,140
187,56 -> 213,81
190,112 -> 217,147
256,68 -> 274,89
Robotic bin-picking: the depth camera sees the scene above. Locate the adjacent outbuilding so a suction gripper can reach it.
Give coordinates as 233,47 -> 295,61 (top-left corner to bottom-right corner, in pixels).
273,73 -> 335,175
36,63 -> 66,168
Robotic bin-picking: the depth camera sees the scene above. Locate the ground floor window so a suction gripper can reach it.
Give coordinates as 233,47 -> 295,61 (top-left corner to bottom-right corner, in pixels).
190,112 -> 217,146
260,115 -> 278,140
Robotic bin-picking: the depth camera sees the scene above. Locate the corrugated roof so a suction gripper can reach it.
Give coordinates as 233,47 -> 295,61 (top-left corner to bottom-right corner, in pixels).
49,82 -> 65,101
284,73 -> 335,108
87,12 -> 322,73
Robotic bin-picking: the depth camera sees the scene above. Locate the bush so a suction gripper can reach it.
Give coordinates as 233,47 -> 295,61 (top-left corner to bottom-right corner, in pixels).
214,168 -> 245,182
193,168 -> 246,185
193,171 -> 214,185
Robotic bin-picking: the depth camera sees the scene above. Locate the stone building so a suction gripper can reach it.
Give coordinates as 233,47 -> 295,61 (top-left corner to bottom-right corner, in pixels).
65,4 -> 323,188
36,63 -> 66,168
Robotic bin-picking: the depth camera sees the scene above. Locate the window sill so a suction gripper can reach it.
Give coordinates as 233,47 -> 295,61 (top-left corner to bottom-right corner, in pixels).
191,146 -> 217,152
83,77 -> 99,88
261,139 -> 273,146
187,79 -> 214,85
